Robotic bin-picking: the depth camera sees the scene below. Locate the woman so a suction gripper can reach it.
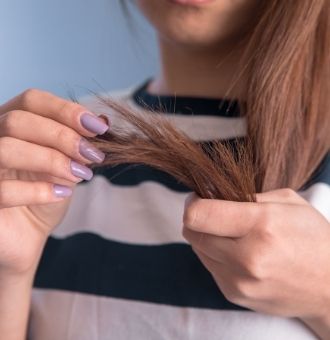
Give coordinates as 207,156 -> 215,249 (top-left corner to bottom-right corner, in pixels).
0,0 -> 329,339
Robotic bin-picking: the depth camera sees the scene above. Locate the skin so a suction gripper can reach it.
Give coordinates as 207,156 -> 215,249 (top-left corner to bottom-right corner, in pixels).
183,192 -> 330,339
136,0 -> 330,338
136,0 -> 260,99
0,89 -> 108,339
0,1 -> 328,339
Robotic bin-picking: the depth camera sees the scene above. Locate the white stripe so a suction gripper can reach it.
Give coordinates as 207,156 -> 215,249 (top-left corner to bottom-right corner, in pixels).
53,176 -> 330,245
298,182 -> 330,221
52,176 -> 189,245
79,90 -> 247,141
128,98 -> 247,140
29,289 -> 316,340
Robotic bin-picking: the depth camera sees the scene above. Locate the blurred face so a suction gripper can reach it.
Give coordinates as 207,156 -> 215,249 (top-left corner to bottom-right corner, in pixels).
135,0 -> 259,49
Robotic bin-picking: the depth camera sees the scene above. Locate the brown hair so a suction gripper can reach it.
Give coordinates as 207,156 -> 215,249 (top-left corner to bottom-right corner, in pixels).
80,0 -> 329,202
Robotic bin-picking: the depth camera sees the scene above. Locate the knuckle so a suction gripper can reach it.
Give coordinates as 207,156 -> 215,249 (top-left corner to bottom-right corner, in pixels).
0,136 -> 12,165
183,197 -> 210,229
255,212 -> 276,244
223,288 -> 242,305
183,204 -> 198,227
259,223 -> 275,245
232,279 -> 253,299
258,203 -> 275,228
217,276 -> 247,305
37,183 -> 53,202
0,181 -> 8,205
279,188 -> 297,199
59,101 -> 85,119
1,110 -> 20,135
19,88 -> 43,108
54,126 -> 75,147
243,251 -> 267,280
47,150 -> 68,175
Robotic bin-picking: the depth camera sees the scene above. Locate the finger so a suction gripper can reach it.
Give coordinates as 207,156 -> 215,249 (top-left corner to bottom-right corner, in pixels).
192,248 -> 240,300
184,225 -> 272,281
183,226 -> 237,265
183,194 -> 259,237
0,110 -> 105,164
0,180 -> 72,208
193,246 -> 226,277
194,247 -> 231,279
0,89 -> 109,137
195,249 -> 264,309
256,188 -> 309,205
0,166 -> 78,188
0,136 -> 91,183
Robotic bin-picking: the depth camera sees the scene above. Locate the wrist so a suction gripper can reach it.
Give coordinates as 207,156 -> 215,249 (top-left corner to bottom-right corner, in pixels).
0,262 -> 36,340
0,243 -> 45,280
0,265 -> 37,287
0,232 -> 48,278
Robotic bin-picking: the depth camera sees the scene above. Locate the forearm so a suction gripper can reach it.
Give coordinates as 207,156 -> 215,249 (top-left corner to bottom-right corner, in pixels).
0,270 -> 36,340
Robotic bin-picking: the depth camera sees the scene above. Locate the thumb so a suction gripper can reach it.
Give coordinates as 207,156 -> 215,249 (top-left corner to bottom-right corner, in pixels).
183,197 -> 257,238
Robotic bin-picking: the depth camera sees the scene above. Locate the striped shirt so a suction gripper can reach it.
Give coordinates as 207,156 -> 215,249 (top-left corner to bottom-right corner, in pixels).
29,79 -> 330,340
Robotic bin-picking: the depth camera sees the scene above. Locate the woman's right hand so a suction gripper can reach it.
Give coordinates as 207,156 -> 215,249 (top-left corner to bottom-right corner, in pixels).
0,88 -> 109,276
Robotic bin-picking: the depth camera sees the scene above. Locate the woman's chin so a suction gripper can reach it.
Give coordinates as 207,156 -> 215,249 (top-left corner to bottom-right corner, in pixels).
136,0 -> 258,48
167,0 -> 215,6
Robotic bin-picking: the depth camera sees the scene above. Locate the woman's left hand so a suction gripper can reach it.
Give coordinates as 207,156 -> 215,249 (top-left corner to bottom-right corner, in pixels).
182,188 -> 330,335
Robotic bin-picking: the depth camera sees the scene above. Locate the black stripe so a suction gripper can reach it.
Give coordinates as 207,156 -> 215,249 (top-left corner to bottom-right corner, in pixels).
92,163 -> 191,192
34,233 -> 247,311
301,152 -> 330,190
87,151 -> 330,192
88,139 -> 243,192
132,79 -> 241,118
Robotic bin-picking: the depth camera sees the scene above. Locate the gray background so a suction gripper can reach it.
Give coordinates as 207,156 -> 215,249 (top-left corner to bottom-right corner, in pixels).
0,0 -> 158,103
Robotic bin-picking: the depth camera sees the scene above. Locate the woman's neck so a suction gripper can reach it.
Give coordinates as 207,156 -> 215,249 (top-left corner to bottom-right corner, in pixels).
148,37 -> 246,100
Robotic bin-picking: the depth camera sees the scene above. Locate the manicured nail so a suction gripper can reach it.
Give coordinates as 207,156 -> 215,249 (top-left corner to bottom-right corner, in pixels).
53,184 -> 73,198
80,112 -> 109,135
79,137 -> 105,163
70,160 -> 93,180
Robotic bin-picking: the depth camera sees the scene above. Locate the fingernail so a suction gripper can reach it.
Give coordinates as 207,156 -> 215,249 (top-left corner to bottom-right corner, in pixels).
80,112 -> 109,135
53,184 -> 73,197
99,114 -> 110,126
70,160 -> 93,181
79,137 -> 105,163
